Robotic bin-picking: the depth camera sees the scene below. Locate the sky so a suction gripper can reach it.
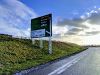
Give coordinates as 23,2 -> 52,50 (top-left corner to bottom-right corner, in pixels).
0,0 -> 100,45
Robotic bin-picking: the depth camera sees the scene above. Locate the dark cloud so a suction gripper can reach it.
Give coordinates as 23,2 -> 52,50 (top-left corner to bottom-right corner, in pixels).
64,28 -> 83,36
79,31 -> 100,36
86,31 -> 100,35
88,12 -> 100,25
53,27 -> 84,37
69,28 -> 84,32
65,32 -> 78,35
57,17 -> 89,28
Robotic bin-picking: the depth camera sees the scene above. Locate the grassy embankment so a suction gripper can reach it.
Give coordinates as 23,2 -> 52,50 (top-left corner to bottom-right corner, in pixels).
0,34 -> 86,75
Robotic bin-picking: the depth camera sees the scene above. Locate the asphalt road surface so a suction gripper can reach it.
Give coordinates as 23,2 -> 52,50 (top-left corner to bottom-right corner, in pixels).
26,47 -> 100,75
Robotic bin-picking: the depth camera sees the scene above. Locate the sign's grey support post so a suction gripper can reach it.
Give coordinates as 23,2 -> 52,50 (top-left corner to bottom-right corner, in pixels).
32,38 -> 35,45
40,38 -> 43,48
49,36 -> 52,54
48,15 -> 52,54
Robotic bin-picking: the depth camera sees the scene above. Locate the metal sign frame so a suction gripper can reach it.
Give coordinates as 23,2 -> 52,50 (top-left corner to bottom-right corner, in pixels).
31,14 -> 52,38
31,14 -> 52,54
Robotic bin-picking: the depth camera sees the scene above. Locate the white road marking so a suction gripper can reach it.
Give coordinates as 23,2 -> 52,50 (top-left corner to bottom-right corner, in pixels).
57,63 -> 73,74
57,68 -> 66,74
48,53 -> 88,75
48,57 -> 79,75
73,60 -> 78,64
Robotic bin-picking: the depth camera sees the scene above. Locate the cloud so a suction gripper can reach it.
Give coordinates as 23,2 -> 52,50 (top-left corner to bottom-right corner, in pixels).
85,31 -> 100,35
57,17 -> 89,28
0,0 -> 37,37
88,12 -> 100,25
69,28 -> 84,32
65,32 -> 77,35
56,8 -> 100,36
64,28 -> 84,36
56,18 -> 88,36
52,25 -> 68,37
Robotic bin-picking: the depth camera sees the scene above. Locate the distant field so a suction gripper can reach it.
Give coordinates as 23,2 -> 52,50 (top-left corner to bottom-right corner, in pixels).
0,34 -> 86,75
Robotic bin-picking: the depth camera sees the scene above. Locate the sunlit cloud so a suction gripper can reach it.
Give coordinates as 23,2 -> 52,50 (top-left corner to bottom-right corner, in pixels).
52,25 -> 68,37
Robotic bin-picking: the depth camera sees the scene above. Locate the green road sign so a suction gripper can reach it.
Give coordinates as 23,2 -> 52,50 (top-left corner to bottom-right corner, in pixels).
31,14 -> 52,38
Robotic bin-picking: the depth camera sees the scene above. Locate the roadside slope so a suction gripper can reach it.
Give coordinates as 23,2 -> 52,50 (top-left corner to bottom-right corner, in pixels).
0,34 -> 86,75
